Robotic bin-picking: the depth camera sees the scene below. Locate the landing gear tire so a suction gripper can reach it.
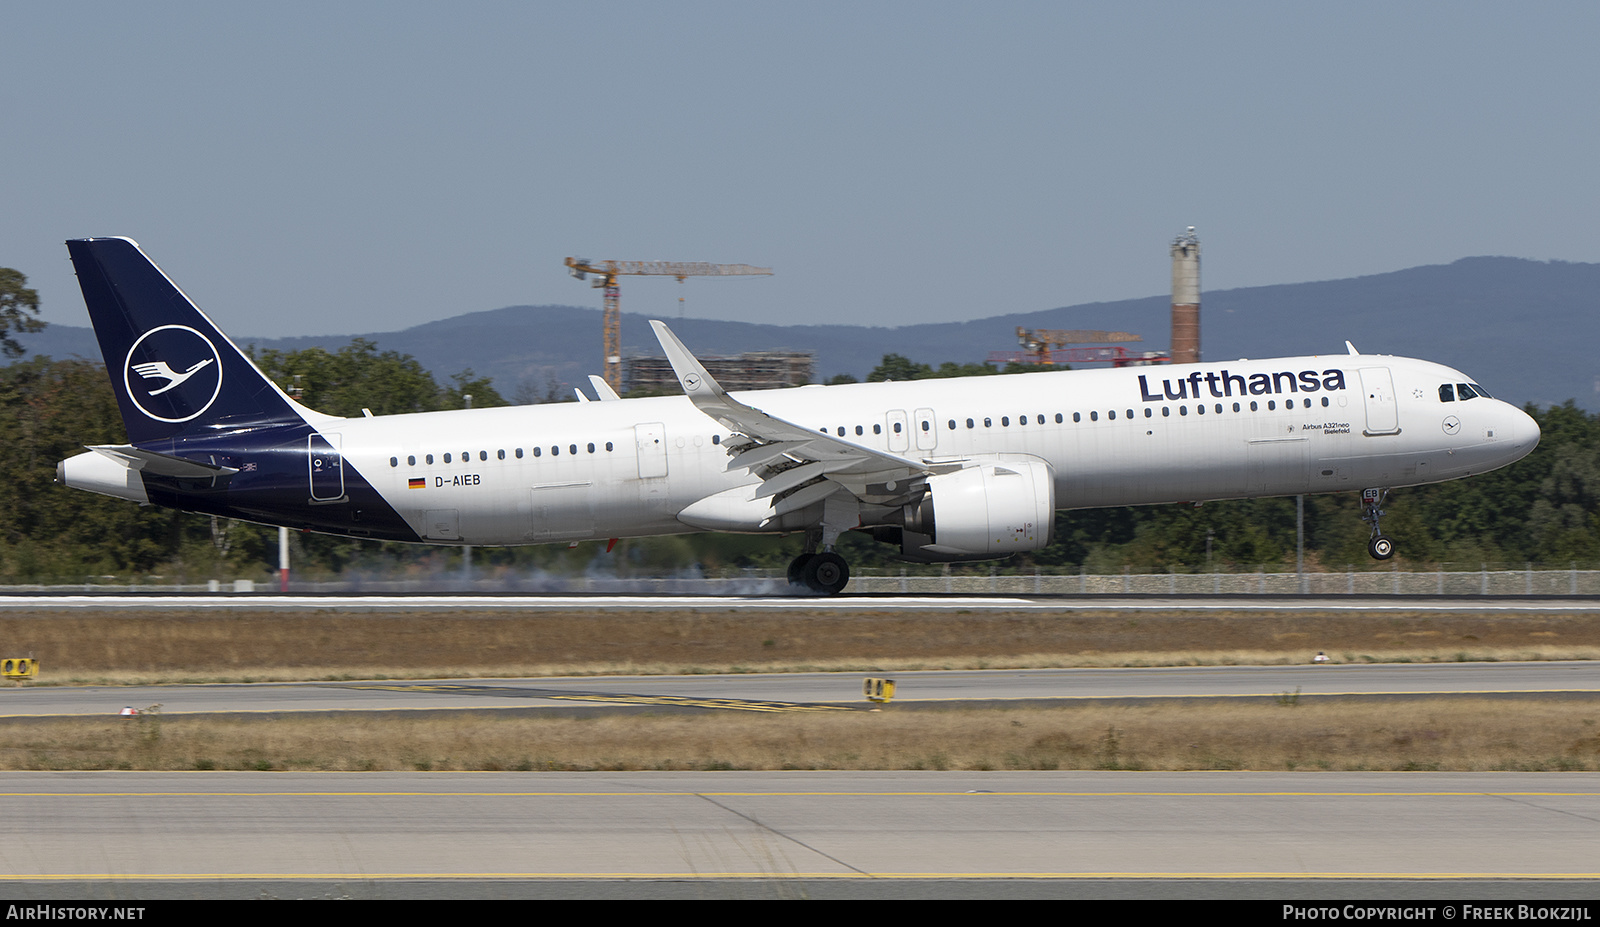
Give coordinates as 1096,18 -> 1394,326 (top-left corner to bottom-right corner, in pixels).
787,553 -> 816,587
1368,535 -> 1395,561
802,552 -> 850,595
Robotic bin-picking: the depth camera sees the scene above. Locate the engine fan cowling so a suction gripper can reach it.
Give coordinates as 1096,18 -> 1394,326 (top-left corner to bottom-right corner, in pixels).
899,458 -> 1055,561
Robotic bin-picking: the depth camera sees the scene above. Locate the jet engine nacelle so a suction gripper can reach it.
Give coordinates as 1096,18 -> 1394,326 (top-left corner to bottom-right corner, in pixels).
896,458 -> 1055,562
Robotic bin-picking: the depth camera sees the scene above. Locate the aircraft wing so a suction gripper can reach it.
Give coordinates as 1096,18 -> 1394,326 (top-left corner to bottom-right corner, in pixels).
651,321 -> 957,515
587,375 -> 621,401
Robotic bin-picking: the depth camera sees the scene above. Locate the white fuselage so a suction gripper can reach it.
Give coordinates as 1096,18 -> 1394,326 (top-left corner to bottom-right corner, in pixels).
323,353 -> 1538,546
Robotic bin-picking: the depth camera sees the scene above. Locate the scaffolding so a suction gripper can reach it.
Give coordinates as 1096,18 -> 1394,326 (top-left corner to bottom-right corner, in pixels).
625,350 -> 814,394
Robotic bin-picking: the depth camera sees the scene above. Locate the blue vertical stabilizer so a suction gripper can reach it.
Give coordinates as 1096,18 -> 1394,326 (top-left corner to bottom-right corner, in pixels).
66,237 -> 308,444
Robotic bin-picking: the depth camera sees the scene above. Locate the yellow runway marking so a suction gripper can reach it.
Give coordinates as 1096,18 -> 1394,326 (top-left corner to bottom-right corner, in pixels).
0,871 -> 1597,881
338,684 -> 853,712
550,694 -> 850,712
1,790 -> 1597,798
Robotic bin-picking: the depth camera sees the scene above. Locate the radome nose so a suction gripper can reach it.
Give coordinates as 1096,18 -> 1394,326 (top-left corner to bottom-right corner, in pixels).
1511,405 -> 1540,452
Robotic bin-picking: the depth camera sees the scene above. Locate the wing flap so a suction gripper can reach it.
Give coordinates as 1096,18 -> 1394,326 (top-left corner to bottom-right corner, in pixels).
649,321 -> 938,504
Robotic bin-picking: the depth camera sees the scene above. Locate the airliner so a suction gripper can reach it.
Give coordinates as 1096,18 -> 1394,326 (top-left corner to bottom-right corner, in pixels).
56,237 -> 1540,594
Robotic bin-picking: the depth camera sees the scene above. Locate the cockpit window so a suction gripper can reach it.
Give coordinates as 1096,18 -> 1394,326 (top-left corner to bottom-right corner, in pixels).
1470,382 -> 1491,398
1439,384 -> 1455,402
1456,383 -> 1478,400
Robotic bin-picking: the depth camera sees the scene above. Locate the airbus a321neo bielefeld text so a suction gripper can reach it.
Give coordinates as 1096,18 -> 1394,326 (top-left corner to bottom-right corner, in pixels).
56,237 -> 1541,593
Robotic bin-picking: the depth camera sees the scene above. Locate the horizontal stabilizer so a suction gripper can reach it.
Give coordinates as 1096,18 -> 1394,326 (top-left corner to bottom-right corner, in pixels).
88,444 -> 239,479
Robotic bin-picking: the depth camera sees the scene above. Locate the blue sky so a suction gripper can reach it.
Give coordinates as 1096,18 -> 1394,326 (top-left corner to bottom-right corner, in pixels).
7,2 -> 1599,340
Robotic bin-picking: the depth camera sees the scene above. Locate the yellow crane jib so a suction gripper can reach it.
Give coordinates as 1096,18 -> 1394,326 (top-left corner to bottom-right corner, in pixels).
565,257 -> 773,393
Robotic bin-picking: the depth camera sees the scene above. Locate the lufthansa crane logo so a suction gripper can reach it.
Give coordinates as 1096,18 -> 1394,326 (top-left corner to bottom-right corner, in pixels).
122,325 -> 224,423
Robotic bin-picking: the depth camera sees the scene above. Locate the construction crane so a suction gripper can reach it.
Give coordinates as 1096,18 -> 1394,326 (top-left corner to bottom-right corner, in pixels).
986,327 -> 1169,368
565,258 -> 774,392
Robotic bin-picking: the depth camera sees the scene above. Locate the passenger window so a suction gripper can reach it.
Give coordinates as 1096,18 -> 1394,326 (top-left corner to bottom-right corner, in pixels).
966,418 -> 975,428
606,441 -> 614,451
712,435 -> 720,445
1162,407 -> 1170,417
515,448 -> 523,458
408,455 -> 416,466
426,454 -> 434,464
587,443 -> 595,453
855,425 -> 863,435
1002,416 -> 1010,426
1195,404 -> 1204,415
1439,384 -> 1455,402
837,427 -> 846,436
893,422 -> 902,433
948,420 -> 957,430
533,447 -> 541,458
1090,411 -> 1098,422
1215,404 -> 1222,414
444,453 -> 452,463
389,457 -> 397,467
497,449 -> 505,460
984,418 -> 992,427
480,451 -> 488,461
1126,410 -> 1134,419
1073,412 -> 1081,423
1038,415 -> 1046,424
874,424 -> 882,434
1267,401 -> 1275,411
1250,401 -> 1258,412
1321,397 -> 1329,407
1180,406 -> 1188,416
570,444 -> 578,455
551,447 -> 559,456
1055,414 -> 1063,423
1232,403 -> 1240,412
1107,411 -> 1115,420
1144,408 -> 1153,418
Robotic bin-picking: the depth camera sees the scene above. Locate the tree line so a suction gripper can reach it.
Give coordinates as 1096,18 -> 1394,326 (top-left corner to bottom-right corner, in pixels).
0,286 -> 1594,580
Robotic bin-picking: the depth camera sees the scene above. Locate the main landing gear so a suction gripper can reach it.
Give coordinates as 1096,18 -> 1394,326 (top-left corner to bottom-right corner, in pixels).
787,551 -> 850,595
786,494 -> 856,595
1361,487 -> 1395,560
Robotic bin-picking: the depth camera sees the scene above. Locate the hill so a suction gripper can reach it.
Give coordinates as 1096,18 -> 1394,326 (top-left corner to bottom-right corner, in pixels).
14,256 -> 1595,409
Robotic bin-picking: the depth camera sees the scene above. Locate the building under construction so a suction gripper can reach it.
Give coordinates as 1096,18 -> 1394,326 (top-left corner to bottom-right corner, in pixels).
625,350 -> 814,394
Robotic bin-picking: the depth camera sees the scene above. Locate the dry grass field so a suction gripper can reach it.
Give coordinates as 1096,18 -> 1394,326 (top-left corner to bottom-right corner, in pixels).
2,604 -> 1597,771
3,698 -> 1597,772
2,606 -> 1598,684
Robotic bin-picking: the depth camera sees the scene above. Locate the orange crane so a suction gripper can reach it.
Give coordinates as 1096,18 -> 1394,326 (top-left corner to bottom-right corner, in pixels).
565,258 -> 774,392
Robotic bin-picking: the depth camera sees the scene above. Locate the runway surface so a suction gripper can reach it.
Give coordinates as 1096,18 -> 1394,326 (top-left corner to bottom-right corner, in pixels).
0,771 -> 1596,899
4,596 -> 1597,899
3,593 -> 1600,612
6,661 -> 1600,718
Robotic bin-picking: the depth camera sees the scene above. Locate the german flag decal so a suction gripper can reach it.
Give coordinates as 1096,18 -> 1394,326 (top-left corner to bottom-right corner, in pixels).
408,478 -> 426,489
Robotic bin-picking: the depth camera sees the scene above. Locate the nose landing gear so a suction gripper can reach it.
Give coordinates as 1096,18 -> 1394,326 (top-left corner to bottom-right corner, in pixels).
1362,487 -> 1395,560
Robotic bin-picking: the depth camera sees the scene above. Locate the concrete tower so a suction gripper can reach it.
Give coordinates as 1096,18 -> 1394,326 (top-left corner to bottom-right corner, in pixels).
1170,227 -> 1201,365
